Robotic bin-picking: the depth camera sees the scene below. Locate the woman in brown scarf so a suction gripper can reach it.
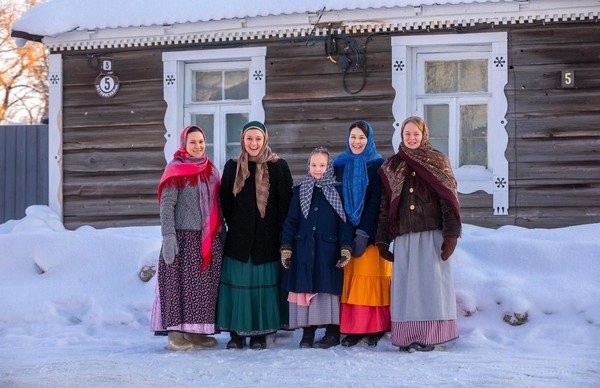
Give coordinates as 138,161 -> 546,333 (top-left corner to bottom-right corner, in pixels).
376,116 -> 461,352
216,121 -> 293,350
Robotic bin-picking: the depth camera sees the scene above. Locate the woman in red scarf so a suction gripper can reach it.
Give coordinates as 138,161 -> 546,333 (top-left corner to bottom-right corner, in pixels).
376,116 -> 461,352
150,125 -> 223,351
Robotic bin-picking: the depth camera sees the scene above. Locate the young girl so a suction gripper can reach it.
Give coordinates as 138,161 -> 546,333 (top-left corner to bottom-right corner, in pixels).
280,147 -> 354,349
151,125 -> 223,351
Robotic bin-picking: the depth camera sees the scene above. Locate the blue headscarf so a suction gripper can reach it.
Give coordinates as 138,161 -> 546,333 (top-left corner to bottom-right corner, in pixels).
333,120 -> 384,226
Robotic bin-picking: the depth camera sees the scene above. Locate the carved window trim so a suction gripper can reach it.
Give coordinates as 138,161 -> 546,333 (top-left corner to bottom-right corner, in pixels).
391,32 -> 509,215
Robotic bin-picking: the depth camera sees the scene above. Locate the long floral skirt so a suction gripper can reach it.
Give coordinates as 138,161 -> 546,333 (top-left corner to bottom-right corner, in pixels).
150,230 -> 223,334
340,245 -> 392,334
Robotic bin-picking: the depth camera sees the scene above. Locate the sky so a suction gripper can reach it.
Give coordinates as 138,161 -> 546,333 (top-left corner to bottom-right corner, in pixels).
0,205 -> 598,387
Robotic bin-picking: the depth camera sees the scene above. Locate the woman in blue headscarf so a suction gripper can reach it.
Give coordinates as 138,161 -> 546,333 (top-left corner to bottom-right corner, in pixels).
334,120 -> 392,347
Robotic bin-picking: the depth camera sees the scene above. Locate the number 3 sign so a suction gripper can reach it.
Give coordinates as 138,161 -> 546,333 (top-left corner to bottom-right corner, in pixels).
95,57 -> 120,98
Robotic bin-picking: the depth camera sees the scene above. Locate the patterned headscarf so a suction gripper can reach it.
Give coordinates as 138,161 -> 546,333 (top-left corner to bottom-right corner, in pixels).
232,121 -> 280,218
333,120 -> 384,226
299,147 -> 346,222
158,125 -> 222,271
379,116 -> 461,234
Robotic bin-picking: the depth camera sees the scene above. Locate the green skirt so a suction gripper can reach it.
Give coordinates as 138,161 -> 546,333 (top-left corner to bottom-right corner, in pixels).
216,255 -> 282,336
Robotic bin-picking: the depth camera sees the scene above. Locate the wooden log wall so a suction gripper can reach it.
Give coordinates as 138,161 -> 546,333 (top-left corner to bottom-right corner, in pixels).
505,22 -> 600,228
59,35 -> 397,229
264,34 -> 396,180
57,21 -> 600,230
61,49 -> 166,229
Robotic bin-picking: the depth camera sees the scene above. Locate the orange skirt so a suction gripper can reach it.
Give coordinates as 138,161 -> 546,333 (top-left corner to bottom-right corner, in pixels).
340,245 -> 392,306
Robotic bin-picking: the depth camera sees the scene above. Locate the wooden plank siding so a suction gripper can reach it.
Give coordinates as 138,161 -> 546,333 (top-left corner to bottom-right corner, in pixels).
60,49 -> 166,228
265,34 -> 396,180
56,22 -> 600,229
506,23 -> 600,228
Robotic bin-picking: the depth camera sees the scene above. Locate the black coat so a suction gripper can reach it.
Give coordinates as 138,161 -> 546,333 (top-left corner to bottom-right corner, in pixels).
220,158 -> 293,265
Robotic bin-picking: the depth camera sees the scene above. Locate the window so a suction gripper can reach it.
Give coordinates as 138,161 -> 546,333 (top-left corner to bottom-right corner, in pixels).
185,62 -> 252,167
392,33 -> 509,215
163,47 -> 266,170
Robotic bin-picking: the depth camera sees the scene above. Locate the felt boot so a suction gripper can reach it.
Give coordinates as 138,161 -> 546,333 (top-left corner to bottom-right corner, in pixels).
183,333 -> 218,348
167,331 -> 194,351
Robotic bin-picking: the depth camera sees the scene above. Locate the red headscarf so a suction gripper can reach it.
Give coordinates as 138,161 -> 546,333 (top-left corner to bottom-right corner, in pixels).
157,126 -> 221,271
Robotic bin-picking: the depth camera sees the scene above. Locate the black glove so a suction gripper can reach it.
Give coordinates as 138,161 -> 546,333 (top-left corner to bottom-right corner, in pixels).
376,242 -> 394,262
162,234 -> 179,265
280,248 -> 292,269
217,226 -> 227,246
352,230 -> 369,258
441,235 -> 458,261
336,248 -> 352,268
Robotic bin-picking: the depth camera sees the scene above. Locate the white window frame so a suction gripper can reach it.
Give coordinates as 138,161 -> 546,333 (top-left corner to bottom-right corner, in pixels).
392,32 -> 509,215
162,47 -> 266,169
184,105 -> 250,170
184,61 -> 252,169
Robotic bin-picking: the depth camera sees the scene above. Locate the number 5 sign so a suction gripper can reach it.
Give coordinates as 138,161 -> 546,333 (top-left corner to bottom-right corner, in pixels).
561,70 -> 575,88
95,57 -> 120,98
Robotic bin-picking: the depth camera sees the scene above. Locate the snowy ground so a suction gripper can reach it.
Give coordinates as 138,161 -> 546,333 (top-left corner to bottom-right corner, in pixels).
1,206 -> 599,387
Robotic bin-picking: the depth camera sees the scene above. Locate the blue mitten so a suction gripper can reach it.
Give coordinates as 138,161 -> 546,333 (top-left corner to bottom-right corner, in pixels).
352,230 -> 369,257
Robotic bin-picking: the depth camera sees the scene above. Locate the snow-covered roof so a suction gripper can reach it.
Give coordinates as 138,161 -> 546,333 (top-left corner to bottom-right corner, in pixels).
12,0 -> 600,51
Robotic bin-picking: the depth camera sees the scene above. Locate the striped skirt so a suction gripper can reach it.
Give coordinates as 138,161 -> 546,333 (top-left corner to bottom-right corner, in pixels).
390,230 -> 459,347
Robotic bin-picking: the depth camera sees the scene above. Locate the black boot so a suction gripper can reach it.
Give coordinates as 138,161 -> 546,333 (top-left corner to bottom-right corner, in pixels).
341,334 -> 363,347
249,335 -> 267,350
408,343 -> 435,352
315,324 -> 340,349
226,332 -> 246,349
299,326 -> 316,348
365,332 -> 385,347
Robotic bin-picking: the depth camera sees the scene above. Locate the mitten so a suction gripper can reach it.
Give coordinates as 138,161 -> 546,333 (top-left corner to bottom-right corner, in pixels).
441,235 -> 458,261
280,248 -> 292,269
162,234 -> 179,265
336,247 -> 352,268
376,242 -> 394,262
352,230 -> 369,258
